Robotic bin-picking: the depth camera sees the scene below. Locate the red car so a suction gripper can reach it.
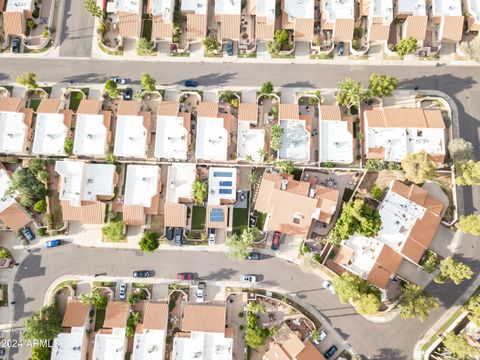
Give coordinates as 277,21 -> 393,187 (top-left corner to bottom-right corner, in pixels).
176,272 -> 197,280
271,231 -> 281,250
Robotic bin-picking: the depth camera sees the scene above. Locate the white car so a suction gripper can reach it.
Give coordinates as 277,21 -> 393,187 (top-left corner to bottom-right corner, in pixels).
241,275 -> 257,283
322,280 -> 335,294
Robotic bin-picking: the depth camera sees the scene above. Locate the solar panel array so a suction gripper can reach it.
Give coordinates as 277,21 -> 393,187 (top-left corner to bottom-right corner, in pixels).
210,208 -> 225,222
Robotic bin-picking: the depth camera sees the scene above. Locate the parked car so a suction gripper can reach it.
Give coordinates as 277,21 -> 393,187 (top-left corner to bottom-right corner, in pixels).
110,76 -> 126,85
324,345 -> 338,359
166,227 -> 174,241
271,231 -> 281,250
44,239 -> 61,248
195,281 -> 206,302
21,226 -> 36,242
313,329 -> 328,344
174,228 -> 183,246
322,280 -> 335,294
240,274 -> 257,283
226,41 -> 233,56
123,87 -> 133,100
208,228 -> 216,245
337,42 -> 345,56
133,270 -> 151,278
176,272 -> 196,280
118,283 -> 127,300
245,252 -> 262,260
184,79 -> 198,87
11,37 -> 21,53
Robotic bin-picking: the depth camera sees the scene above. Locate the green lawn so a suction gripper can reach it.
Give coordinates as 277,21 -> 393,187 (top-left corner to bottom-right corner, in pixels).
191,206 -> 206,230
94,308 -> 106,331
68,91 -> 85,111
142,19 -> 152,40
233,208 -> 249,235
28,99 -> 41,111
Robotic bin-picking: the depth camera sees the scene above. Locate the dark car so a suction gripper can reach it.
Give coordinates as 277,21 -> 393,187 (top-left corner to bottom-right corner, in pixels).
11,37 -> 21,53
246,252 -> 262,260
44,239 -> 61,248
21,226 -> 36,242
226,41 -> 233,56
271,231 -> 281,250
337,41 -> 345,56
176,272 -> 196,280
166,227 -> 174,241
174,228 -> 183,246
123,87 -> 133,100
324,345 -> 338,359
184,79 -> 198,87
133,270 -> 151,278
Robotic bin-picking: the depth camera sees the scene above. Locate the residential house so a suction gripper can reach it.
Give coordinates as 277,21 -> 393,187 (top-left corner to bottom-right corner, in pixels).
0,166 -> 32,231
263,324 -> 326,360
172,304 -> 233,360
133,302 -> 169,360
334,180 -> 444,289
278,104 -> 311,163
319,105 -> 354,164
113,100 -> 152,159
164,163 -> 196,230
154,101 -> 191,161
214,0 -> 241,42
363,107 -> 446,162
254,171 -> 339,237
431,0 -> 464,45
51,300 -> 90,360
181,0 -> 208,42
108,0 -> 143,39
195,102 -> 231,162
3,0 -> 34,37
320,0 -> 355,44
73,99 -> 112,158
396,0 -> 428,46
0,96 -> 33,155
248,0 -> 276,42
282,0 -> 315,43
149,0 -> 174,43
123,165 -> 161,227
93,301 -> 129,360
55,160 -> 117,224
465,0 -> 480,32
31,98 -> 72,156
367,0 -> 393,45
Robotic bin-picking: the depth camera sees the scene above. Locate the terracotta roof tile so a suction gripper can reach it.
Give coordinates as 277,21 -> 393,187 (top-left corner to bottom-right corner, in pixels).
181,304 -> 226,333
62,300 -> 89,328
143,303 -> 169,330
103,301 -> 129,328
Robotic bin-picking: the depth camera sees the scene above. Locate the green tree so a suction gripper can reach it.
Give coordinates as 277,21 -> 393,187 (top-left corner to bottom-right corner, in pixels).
332,272 -> 380,305
368,74 -> 398,98
435,257 -> 473,285
260,81 -> 274,95
203,36 -> 220,53
104,79 -> 119,99
270,124 -> 284,151
370,186 -> 383,200
247,302 -> 266,314
330,199 -> 382,243
443,332 -> 480,359
126,311 -> 140,337
7,168 -> 46,207
401,151 -> 437,184
105,152 -> 116,164
101,221 -> 125,242
137,38 -> 155,55
225,227 -> 259,260
395,37 -> 418,56
275,160 -> 295,174
456,160 -> 480,185
448,138 -> 474,162
30,345 -> 51,360
139,231 -> 160,252
399,283 -> 439,321
17,72 -> 39,89
141,72 -> 156,92
335,78 -> 366,109
81,289 -> 108,309
84,0 -> 104,18
23,305 -> 61,342
458,214 -> 480,236
192,179 -> 207,205
466,296 -> 480,327
33,199 -> 47,213
353,293 -> 380,315
64,137 -> 73,155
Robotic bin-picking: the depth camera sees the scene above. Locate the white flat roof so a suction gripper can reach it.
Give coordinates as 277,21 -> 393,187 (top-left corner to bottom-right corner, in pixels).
371,0 -> 393,22
114,115 -> 148,158
151,0 -> 174,22
124,165 -> 159,207
6,0 -> 33,12
181,0 -> 207,15
467,0 -> 480,20
215,0 -> 241,15
93,329 -> 126,360
132,329 -> 166,360
155,115 -> 188,160
323,0 -> 354,21
114,0 -> 141,13
320,120 -> 353,163
173,331 -> 233,360
166,163 -> 197,204
343,236 -> 384,279
0,169 -> 15,213
237,121 -> 265,162
397,0 -> 426,16
257,0 -> 276,23
73,114 -> 107,157
208,167 -> 236,205
55,160 -> 116,206
278,119 -> 310,162
32,113 -> 68,156
0,111 -> 27,154
284,0 -> 314,20
433,0 -> 462,16
195,117 -> 228,162
51,327 -> 85,360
